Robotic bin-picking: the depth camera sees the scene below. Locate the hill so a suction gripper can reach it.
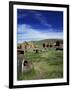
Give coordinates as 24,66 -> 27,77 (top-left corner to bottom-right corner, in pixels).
32,39 -> 63,45
17,39 -> 63,49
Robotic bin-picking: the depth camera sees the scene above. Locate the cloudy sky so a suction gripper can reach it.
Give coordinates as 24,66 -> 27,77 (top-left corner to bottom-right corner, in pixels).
17,9 -> 63,43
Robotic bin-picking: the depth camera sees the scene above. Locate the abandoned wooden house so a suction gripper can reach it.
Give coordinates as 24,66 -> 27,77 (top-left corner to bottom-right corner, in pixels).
22,60 -> 33,72
17,48 -> 33,78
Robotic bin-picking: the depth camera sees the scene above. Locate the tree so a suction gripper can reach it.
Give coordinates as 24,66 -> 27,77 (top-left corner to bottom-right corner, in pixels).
46,43 -> 49,47
50,44 -> 52,47
55,40 -> 60,46
43,43 -> 46,48
35,49 -> 39,53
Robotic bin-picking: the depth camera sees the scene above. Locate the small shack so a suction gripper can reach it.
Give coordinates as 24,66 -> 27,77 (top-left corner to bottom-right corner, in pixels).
17,48 -> 33,78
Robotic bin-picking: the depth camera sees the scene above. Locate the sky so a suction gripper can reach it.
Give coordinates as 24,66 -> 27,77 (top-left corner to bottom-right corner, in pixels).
17,9 -> 63,43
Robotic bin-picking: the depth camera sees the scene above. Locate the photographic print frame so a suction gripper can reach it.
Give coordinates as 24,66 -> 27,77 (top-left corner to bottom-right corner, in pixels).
9,1 -> 69,88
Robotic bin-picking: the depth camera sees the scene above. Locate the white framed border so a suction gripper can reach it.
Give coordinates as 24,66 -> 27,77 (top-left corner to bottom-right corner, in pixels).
13,4 -> 67,86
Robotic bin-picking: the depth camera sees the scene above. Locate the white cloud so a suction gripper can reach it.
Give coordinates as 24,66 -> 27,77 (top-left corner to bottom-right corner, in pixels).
17,24 -> 63,43
17,24 -> 48,43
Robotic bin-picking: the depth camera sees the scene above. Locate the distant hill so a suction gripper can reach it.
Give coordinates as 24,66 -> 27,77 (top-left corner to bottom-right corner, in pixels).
17,39 -> 63,48
32,39 -> 63,45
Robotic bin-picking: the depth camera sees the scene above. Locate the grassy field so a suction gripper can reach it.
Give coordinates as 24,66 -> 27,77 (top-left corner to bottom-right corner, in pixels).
18,47 -> 63,80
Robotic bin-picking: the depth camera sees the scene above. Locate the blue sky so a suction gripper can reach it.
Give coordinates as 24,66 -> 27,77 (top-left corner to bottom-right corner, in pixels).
17,9 -> 63,43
